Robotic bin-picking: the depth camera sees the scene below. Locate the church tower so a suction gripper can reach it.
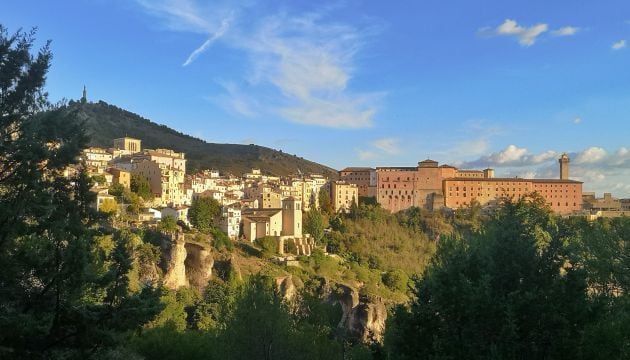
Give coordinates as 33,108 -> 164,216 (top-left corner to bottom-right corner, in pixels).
281,197 -> 302,238
81,85 -> 87,104
559,153 -> 570,180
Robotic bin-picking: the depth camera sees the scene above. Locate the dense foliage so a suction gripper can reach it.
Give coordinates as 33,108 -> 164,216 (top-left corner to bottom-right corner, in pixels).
384,196 -> 630,359
188,196 -> 221,233
0,26 -> 161,358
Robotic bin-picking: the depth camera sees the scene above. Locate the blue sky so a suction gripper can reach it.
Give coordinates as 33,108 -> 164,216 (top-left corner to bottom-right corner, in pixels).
4,0 -> 630,196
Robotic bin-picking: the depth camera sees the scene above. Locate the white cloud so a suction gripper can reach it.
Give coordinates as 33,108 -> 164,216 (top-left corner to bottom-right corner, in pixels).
612,40 -> 627,50
372,137 -> 401,155
481,19 -> 579,46
573,117 -> 582,124
494,19 -> 548,46
552,26 -> 579,36
574,147 -> 607,164
460,145 -> 559,168
135,0 -> 381,129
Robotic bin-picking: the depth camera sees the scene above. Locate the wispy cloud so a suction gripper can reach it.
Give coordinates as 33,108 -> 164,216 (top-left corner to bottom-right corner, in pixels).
135,0 -> 381,129
355,137 -> 401,161
612,39 -> 627,50
372,137 -> 401,155
573,117 -> 582,124
356,149 -> 378,161
183,18 -> 231,66
480,19 -> 579,46
552,26 -> 579,36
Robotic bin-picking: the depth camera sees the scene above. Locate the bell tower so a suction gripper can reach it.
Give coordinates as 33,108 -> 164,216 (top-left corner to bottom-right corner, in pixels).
559,153 -> 570,180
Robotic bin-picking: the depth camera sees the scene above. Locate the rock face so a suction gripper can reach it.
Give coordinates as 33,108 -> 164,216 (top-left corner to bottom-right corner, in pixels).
162,233 -> 214,289
163,237 -> 188,289
184,242 -> 214,288
333,284 -> 388,344
274,276 -> 298,302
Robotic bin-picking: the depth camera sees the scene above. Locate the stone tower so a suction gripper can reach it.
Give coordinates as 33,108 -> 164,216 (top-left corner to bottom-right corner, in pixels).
81,85 -> 87,104
559,153 -> 570,180
281,197 -> 302,238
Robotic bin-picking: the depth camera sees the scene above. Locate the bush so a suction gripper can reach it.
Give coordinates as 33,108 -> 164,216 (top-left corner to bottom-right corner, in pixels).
382,269 -> 409,293
211,228 -> 233,251
255,236 -> 278,257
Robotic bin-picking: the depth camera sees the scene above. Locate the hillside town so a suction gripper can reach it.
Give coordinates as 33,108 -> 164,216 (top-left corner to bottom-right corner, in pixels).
82,136 -> 630,254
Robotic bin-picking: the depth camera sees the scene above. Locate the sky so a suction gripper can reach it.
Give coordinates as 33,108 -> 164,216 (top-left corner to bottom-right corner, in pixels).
4,0 -> 630,196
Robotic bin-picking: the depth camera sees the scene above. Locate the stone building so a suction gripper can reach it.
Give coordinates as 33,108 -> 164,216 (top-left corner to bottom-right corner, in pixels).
345,155 -> 582,215
113,136 -> 142,155
331,181 -> 358,213
339,167 -> 377,198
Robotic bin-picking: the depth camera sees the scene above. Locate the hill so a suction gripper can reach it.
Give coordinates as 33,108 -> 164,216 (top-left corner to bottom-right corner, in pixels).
69,100 -> 338,177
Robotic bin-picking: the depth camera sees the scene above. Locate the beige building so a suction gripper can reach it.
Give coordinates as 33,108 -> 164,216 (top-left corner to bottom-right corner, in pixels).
241,198 -> 305,248
113,137 -> 142,155
108,167 -> 131,189
282,197 -> 302,238
331,181 -> 358,213
82,147 -> 112,171
242,208 -> 284,241
583,192 -> 621,212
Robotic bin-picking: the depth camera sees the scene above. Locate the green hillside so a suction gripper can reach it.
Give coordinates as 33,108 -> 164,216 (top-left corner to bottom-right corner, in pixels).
69,100 -> 338,177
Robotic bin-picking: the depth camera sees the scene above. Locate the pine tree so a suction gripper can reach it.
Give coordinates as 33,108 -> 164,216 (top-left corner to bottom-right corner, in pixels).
0,25 -> 160,358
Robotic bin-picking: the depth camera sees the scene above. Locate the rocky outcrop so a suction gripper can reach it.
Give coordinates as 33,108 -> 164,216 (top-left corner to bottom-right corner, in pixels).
274,276 -> 298,302
162,233 -> 214,289
163,237 -> 188,289
184,242 -> 214,288
333,284 -> 388,344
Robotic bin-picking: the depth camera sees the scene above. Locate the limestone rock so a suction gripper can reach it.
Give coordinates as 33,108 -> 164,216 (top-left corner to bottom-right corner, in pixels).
163,238 -> 188,289
333,283 -> 388,344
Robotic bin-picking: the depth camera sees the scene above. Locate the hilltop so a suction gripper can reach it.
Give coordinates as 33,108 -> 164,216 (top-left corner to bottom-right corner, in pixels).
68,100 -> 338,177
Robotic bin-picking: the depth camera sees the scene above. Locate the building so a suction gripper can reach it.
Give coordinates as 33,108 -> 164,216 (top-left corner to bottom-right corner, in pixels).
82,147 -> 113,171
161,206 -> 190,226
108,167 -> 131,189
113,137 -> 142,155
219,206 -> 241,240
443,178 -> 582,214
349,155 -> 582,215
339,167 -> 377,198
241,197 -> 309,255
583,192 -> 621,212
242,208 -> 283,241
331,181 -> 358,213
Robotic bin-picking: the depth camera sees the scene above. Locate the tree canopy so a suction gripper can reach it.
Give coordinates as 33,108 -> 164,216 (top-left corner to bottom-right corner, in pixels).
0,25 -> 161,358
189,196 -> 221,233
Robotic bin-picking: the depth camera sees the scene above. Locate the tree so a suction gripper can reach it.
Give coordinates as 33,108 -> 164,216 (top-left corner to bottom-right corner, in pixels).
318,188 -> 333,215
188,197 -> 220,233
303,208 -> 324,243
131,174 -> 152,200
99,197 -> 119,214
158,215 -> 178,234
385,196 -> 591,359
0,25 -> 160,357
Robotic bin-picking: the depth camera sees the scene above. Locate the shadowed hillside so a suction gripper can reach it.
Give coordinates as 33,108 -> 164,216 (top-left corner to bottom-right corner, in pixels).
70,100 -> 338,177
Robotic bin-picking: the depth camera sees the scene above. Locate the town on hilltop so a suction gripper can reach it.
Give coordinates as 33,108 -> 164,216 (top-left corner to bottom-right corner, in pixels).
80,136 -> 630,255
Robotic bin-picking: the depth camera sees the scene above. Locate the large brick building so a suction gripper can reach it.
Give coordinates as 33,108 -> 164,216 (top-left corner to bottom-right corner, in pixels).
342,155 -> 583,215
